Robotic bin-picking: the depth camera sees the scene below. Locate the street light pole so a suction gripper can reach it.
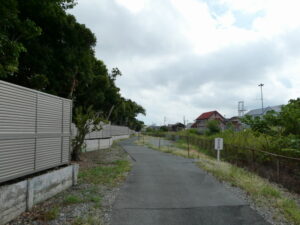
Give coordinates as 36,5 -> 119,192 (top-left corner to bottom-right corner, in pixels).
258,83 -> 264,114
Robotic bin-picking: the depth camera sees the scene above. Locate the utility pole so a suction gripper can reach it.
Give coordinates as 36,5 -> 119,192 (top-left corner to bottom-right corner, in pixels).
258,83 -> 264,114
238,101 -> 246,117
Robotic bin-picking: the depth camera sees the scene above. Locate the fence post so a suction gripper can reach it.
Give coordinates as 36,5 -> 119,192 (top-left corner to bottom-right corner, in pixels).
34,93 -> 38,170
276,157 -> 280,181
69,100 -> 72,162
185,136 -> 190,158
158,136 -> 161,149
188,135 -> 190,158
26,179 -> 34,211
197,139 -> 200,159
251,149 -> 255,170
61,100 -> 64,163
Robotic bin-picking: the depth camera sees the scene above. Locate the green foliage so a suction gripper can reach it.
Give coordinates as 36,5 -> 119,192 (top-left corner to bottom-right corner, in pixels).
241,98 -> 300,156
241,115 -> 271,136
28,74 -> 49,91
205,120 -> 221,136
79,160 -> 131,186
242,99 -> 300,138
41,206 -> 60,221
187,128 -> 199,135
159,126 -> 168,132
0,0 -> 41,77
64,195 -> 83,205
279,98 -> 300,135
72,106 -> 105,161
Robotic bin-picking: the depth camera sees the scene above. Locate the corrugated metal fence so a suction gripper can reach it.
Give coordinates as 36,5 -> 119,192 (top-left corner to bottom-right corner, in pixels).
0,81 -> 72,184
84,124 -> 132,139
72,123 -> 133,140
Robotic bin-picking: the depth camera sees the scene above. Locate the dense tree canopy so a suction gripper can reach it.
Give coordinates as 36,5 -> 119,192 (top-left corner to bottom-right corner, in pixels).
0,0 -> 145,131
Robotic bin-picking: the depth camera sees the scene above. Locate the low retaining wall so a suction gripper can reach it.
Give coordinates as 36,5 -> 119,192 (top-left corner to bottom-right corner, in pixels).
112,134 -> 130,141
85,138 -> 112,152
0,164 -> 79,225
85,135 -> 130,152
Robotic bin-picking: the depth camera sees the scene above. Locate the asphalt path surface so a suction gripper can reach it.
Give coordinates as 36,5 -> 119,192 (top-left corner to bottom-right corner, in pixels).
111,138 -> 270,225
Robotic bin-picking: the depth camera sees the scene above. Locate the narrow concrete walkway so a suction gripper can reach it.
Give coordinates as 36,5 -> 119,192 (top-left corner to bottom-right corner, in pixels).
111,138 -> 269,225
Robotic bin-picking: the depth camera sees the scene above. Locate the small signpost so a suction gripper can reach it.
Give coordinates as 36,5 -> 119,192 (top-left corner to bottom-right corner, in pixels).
214,138 -> 224,161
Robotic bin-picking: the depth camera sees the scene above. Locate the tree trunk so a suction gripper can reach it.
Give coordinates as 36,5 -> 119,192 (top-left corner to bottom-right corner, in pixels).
71,133 -> 85,161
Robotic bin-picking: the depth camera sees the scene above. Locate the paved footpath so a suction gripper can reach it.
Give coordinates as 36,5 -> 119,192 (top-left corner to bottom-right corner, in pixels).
111,138 -> 270,225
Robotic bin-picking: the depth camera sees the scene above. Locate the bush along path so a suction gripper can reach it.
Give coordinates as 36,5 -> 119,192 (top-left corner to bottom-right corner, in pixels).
135,135 -> 300,225
9,141 -> 132,225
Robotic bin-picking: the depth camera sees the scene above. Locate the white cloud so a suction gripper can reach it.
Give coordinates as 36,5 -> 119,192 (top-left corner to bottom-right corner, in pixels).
70,0 -> 300,125
115,0 -> 149,13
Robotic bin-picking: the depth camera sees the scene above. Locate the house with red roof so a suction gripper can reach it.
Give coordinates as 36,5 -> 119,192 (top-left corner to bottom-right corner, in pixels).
191,111 -> 226,132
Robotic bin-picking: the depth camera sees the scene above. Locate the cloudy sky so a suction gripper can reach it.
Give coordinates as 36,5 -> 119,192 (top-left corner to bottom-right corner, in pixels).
70,0 -> 300,125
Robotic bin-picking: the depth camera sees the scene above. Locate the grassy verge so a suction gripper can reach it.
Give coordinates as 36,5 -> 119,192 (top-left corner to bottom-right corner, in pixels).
79,160 -> 131,186
39,206 -> 60,221
136,135 -> 300,225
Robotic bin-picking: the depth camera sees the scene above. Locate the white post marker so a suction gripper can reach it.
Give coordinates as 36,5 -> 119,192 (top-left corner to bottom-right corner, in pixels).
214,138 -> 224,161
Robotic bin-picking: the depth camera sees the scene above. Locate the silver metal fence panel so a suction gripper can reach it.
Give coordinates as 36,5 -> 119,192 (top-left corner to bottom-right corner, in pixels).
63,100 -> 71,162
0,80 -> 72,183
110,125 -> 130,136
0,139 -> 35,181
85,124 -> 130,140
36,137 -> 61,170
62,137 -> 70,163
102,124 -> 111,138
0,84 -> 36,134
37,94 -> 62,134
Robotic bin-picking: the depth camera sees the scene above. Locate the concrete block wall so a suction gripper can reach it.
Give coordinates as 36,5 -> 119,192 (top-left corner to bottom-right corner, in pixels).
0,181 -> 27,225
31,166 -> 74,206
0,164 -> 79,225
85,135 -> 130,152
85,138 -> 112,152
112,134 -> 130,141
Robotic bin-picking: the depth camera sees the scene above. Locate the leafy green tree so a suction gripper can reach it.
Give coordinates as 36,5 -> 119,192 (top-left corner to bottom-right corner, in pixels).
4,0 -> 95,97
278,98 -> 300,136
160,126 -> 168,132
205,119 -> 220,135
242,98 -> 300,137
72,106 -> 105,160
241,98 -> 300,155
241,115 -> 272,136
0,0 -> 41,77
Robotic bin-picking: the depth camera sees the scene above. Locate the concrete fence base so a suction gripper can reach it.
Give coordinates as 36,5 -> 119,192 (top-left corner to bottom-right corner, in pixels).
85,135 -> 130,152
0,164 -> 79,225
